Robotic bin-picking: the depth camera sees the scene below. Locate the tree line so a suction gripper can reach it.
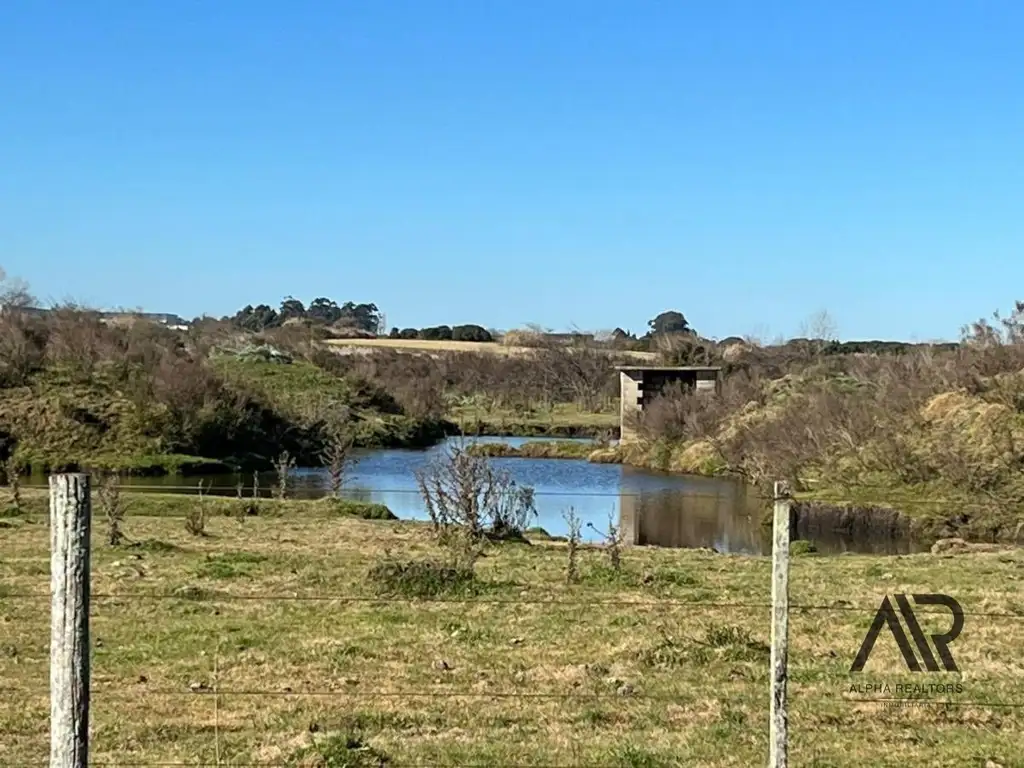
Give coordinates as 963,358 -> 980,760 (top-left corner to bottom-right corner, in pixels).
229,297 -> 383,334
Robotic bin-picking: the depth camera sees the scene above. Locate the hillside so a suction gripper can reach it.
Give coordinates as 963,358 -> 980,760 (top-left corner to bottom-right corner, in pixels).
0,310 -> 451,474
603,318 -> 1024,536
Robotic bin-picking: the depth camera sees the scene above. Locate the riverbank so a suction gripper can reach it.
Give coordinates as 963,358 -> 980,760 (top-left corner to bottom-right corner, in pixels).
450,402 -> 618,439
2,494 -> 1022,766
467,437 -> 1024,546
466,439 -> 601,459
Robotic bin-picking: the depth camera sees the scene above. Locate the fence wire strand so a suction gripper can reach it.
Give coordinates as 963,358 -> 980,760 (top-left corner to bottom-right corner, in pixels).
1,590 -> 1022,620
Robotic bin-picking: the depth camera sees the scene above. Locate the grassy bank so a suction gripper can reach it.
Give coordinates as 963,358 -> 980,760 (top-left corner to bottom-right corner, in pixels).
589,440 -> 1024,545
2,494 -> 1023,766
451,402 -> 618,439
466,440 -> 601,459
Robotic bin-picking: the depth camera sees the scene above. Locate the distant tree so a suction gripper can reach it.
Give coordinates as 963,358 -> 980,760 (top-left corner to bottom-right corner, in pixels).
339,302 -> 382,334
307,297 -> 343,324
389,327 -> 402,339
419,325 -> 453,341
279,296 -> 306,323
452,324 -> 493,342
398,327 -> 419,339
232,303 -> 280,331
0,268 -> 35,310
648,310 -> 691,336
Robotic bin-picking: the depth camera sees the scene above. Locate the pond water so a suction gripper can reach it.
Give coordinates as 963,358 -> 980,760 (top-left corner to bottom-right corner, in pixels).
113,437 -> 923,555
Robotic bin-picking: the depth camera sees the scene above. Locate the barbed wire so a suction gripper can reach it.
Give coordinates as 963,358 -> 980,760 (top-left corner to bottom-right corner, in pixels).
3,686 -> 1023,708
0,686 -> 684,701
17,481 -> 1024,508
17,484 -> 771,501
1,590 -> 1022,619
0,764 -> 616,768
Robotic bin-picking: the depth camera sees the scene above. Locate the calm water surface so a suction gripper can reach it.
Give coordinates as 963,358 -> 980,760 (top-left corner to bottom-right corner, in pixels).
118,437 -> 921,555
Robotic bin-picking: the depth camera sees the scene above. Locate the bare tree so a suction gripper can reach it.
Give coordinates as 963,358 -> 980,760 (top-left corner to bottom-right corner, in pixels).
797,310 -> 839,357
0,267 -> 36,310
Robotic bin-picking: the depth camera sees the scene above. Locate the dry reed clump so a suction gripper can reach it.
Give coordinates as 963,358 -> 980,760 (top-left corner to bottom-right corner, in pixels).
416,440 -> 537,542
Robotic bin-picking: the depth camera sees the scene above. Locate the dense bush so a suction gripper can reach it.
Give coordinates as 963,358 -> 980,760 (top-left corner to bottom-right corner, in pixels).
451,324 -> 493,342
418,325 -> 453,340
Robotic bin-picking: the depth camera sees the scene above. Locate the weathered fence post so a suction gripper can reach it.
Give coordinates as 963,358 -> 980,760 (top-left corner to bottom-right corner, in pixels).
769,480 -> 791,768
50,473 -> 91,768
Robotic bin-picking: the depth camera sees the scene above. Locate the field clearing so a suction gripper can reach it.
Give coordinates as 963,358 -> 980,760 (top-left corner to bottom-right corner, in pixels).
2,494 -> 1023,766
324,337 -> 660,361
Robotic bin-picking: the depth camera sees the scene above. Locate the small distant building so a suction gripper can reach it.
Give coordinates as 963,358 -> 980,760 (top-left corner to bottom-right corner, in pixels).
617,365 -> 722,442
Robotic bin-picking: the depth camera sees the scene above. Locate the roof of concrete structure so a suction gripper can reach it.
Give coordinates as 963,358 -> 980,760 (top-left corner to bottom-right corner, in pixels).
615,365 -> 722,372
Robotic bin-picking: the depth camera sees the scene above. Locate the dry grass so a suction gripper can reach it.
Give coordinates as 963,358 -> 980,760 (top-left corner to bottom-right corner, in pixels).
3,493 -> 1024,766
325,337 -> 659,361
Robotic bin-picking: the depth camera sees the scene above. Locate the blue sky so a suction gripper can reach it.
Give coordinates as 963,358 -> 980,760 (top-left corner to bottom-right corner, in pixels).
2,1 -> 1023,341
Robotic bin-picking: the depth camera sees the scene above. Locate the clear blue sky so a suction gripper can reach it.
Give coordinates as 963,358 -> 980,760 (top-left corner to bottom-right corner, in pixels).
3,1 -> 1023,342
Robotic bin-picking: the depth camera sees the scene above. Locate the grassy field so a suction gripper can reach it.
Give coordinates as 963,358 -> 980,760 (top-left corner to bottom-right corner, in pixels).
325,337 -> 660,362
3,493 -> 1024,766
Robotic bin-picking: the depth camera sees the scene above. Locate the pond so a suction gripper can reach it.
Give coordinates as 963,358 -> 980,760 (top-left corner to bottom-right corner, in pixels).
112,437 -> 924,555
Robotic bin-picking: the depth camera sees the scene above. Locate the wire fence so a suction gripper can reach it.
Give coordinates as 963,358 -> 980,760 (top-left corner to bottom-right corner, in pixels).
4,479 -> 1024,766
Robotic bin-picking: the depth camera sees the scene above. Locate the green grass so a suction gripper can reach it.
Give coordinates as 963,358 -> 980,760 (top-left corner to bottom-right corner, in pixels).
2,492 -> 1024,765
213,357 -> 450,448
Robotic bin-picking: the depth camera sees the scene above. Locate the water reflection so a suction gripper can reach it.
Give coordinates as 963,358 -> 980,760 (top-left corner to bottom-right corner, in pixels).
106,437 -> 923,555
619,486 -> 769,553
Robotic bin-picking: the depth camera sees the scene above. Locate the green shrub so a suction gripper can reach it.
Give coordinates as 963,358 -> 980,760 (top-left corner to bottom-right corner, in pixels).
284,732 -> 390,767
790,539 -> 818,556
317,498 -> 396,520
451,324 -> 493,342
367,559 -> 476,598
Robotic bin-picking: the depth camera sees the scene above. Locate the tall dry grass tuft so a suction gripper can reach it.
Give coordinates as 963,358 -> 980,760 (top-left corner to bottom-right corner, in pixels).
185,480 -> 207,536
563,508 -> 582,585
273,451 -> 296,499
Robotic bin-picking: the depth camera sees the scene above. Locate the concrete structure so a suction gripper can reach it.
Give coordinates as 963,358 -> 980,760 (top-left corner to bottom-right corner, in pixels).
617,365 -> 722,442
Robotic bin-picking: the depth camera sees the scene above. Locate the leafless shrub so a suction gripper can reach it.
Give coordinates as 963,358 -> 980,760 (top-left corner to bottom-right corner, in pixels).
185,480 -> 207,536
97,471 -> 127,546
0,311 -> 47,387
234,476 -> 259,519
0,267 -> 36,309
44,305 -> 109,381
273,451 -> 296,499
563,508 -> 582,584
416,440 -> 537,541
587,513 -> 622,572
321,430 -> 355,497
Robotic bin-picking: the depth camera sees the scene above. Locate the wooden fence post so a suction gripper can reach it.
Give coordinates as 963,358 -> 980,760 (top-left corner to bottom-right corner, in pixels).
769,480 -> 791,768
50,473 -> 91,768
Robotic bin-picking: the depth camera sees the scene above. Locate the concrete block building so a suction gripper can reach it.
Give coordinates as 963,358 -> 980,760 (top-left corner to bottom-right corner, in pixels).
617,365 -> 722,442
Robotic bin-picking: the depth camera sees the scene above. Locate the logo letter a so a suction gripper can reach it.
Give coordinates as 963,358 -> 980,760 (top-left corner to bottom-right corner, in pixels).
850,595 -> 921,672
